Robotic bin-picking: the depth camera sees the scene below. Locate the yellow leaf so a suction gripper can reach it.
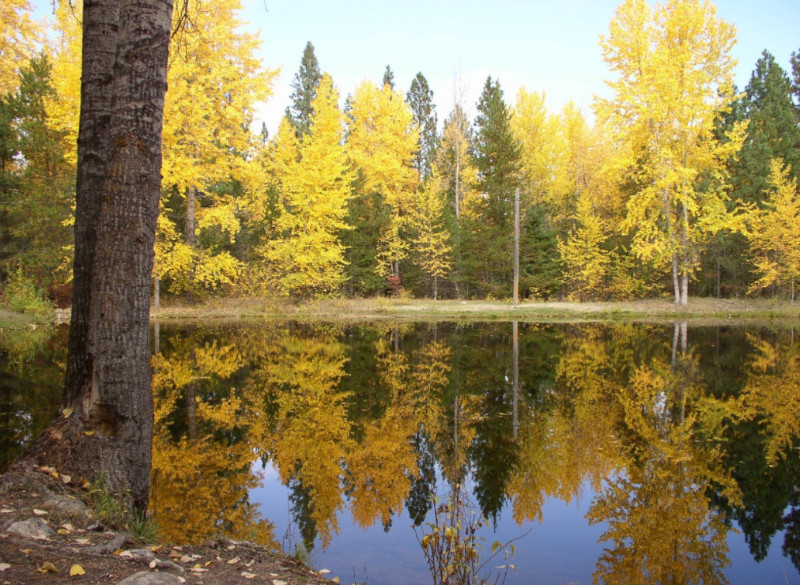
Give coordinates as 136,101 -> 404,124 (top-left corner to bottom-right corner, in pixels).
84,431 -> 95,437
61,474 -> 72,484
62,407 -> 73,418
37,561 -> 59,573
69,564 -> 86,576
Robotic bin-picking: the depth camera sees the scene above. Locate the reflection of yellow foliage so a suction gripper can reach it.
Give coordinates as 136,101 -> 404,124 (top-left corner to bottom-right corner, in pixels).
150,336 -> 273,545
587,356 -> 741,585
509,328 -> 622,524
259,327 -> 352,547
742,334 -> 800,464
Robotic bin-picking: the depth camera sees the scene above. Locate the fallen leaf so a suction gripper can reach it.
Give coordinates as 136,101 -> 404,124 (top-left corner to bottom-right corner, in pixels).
241,573 -> 257,579
37,562 -> 59,574
272,580 -> 288,585
1,508 -> 14,514
61,523 -> 75,531
74,538 -> 90,545
227,557 -> 240,565
84,431 -> 94,437
204,561 -> 212,567
149,561 -> 157,569
319,569 -> 331,575
180,555 -> 193,563
61,474 -> 72,484
62,407 -> 73,418
190,567 -> 207,573
38,466 -> 57,474
332,578 -> 340,584
69,564 -> 85,576
21,549 -> 31,555
245,559 -> 255,567
226,545 -> 236,551
0,563 -> 10,572
33,509 -> 48,516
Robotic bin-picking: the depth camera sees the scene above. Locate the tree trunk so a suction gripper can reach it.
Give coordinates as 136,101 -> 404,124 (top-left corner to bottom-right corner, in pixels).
185,185 -> 197,304
672,252 -> 680,304
57,0 -> 174,511
513,187 -> 520,306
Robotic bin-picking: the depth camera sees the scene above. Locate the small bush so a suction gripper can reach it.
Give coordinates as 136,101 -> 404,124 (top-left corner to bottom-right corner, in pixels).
1,270 -> 54,316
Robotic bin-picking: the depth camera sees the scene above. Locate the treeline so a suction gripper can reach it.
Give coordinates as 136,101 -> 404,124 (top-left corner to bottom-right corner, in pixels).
2,0 -> 800,308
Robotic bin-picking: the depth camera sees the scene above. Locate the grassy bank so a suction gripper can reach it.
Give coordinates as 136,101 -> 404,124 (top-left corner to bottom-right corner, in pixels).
149,296 -> 800,324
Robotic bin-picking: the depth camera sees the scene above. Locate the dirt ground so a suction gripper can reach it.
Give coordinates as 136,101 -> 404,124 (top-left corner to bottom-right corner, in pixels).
0,462 -> 336,585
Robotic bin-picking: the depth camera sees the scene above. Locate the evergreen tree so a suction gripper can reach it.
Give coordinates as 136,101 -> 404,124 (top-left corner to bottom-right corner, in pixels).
733,51 -> 800,205
791,48 -> 800,116
286,41 -> 322,139
0,55 -> 73,297
467,76 -> 522,297
382,65 -> 395,90
406,72 -> 438,181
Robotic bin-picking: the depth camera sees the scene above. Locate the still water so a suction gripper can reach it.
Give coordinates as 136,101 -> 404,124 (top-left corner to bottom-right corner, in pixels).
2,320 -> 799,584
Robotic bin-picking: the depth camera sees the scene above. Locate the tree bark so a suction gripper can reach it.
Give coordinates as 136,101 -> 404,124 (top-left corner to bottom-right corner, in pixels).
59,0 -> 174,511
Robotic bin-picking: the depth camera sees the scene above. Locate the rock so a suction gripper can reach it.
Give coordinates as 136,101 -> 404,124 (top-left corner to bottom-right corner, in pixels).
6,517 -> 54,540
42,494 -> 91,522
115,571 -> 182,585
126,549 -> 156,560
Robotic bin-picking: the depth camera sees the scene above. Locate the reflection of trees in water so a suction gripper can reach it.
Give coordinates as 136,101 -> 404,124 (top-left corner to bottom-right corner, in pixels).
140,321 -> 800,575
0,325 -> 65,471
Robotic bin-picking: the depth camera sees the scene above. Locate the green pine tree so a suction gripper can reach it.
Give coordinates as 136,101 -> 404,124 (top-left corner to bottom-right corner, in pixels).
735,51 -> 800,205
0,54 -> 73,300
406,72 -> 438,181
382,65 -> 395,90
466,76 -> 522,297
285,41 -> 322,139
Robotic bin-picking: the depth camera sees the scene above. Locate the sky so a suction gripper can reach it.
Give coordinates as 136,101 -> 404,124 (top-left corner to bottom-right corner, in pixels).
240,0 -> 800,135
32,0 -> 800,134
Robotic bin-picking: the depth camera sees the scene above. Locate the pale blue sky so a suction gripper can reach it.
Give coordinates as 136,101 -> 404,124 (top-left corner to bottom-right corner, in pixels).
32,0 -> 800,133
241,0 -> 799,134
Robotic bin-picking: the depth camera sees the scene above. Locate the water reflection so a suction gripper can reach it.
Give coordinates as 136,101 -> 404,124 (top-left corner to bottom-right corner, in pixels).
2,321 -> 799,583
146,321 -> 800,583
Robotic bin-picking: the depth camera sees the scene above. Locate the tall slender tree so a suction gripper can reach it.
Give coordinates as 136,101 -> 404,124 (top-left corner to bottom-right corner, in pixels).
406,73 -> 438,181
382,65 -> 395,90
286,41 -> 322,140
467,76 -> 522,296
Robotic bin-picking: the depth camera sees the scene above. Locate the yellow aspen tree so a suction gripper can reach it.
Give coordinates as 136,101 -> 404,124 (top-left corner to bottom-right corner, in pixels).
347,80 -> 419,284
0,0 -> 40,94
408,173 -> 452,299
559,190 -> 612,301
158,0 -> 275,296
263,74 -> 354,297
596,0 -> 744,305
45,3 -> 82,167
512,89 -> 565,217
746,159 -> 800,301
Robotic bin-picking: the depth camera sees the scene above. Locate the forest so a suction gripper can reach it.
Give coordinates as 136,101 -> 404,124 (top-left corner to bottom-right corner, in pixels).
2,0 -> 800,311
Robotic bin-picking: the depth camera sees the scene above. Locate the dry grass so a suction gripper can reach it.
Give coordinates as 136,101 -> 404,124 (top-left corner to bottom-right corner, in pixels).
148,296 -> 800,324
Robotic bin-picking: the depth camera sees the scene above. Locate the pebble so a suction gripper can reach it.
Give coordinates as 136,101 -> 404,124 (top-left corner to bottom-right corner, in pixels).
115,571 -> 183,585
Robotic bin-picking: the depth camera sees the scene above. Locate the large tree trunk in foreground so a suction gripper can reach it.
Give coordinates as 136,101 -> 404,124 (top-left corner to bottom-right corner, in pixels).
56,0 -> 173,511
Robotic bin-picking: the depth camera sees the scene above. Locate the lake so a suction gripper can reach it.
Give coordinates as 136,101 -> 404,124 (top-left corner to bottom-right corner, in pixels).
2,320 -> 799,584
